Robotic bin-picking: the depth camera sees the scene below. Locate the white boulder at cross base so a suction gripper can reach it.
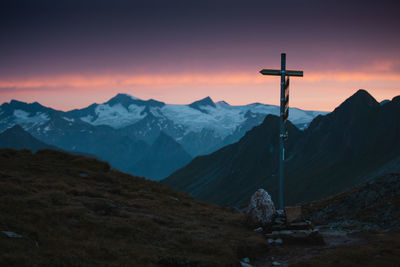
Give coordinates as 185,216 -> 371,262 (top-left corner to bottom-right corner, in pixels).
246,189 -> 276,227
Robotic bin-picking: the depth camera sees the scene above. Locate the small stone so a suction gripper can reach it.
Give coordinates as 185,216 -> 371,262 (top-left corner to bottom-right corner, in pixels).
106,201 -> 117,208
242,257 -> 250,263
253,227 -> 263,232
1,231 -> 23,238
79,172 -> 88,177
275,238 -> 283,244
279,230 -> 294,235
240,261 -> 253,267
274,217 -> 285,224
267,238 -> 274,244
276,209 -> 285,216
272,261 -> 281,266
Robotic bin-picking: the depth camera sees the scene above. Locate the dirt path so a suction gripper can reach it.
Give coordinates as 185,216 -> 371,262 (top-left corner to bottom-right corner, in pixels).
251,229 -> 364,267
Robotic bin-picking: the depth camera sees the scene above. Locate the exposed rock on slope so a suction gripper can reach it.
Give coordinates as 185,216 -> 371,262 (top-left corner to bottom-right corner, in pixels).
302,173 -> 400,231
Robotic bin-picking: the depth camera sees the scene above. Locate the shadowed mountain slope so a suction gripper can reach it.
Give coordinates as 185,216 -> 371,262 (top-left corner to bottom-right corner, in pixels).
0,125 -> 57,152
129,132 -> 192,181
163,90 -> 400,207
163,115 -> 303,206
285,90 -> 400,204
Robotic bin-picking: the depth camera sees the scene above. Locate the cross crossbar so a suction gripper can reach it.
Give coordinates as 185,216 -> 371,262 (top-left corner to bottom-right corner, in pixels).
260,69 -> 303,77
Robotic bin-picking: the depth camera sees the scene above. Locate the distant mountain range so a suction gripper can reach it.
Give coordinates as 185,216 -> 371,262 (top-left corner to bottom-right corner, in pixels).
0,94 -> 324,180
162,90 -> 400,207
66,94 -> 324,156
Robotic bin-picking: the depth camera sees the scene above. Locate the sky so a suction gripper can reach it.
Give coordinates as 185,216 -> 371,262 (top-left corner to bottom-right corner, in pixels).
1,0 -> 399,111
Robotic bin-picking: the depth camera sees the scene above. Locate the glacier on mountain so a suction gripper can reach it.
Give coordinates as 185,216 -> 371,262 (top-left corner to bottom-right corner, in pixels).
13,110 -> 49,127
0,94 -> 327,158
62,117 -> 75,122
76,95 -> 325,139
80,103 -> 146,128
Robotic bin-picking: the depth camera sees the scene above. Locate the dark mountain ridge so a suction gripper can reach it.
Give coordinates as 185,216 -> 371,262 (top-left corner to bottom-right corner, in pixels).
188,96 -> 216,112
0,125 -> 57,152
162,90 -> 400,207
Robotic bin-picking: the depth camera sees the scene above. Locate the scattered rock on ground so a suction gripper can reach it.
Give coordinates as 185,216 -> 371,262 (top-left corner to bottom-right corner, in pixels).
1,231 -> 23,238
240,261 -> 253,267
242,257 -> 250,263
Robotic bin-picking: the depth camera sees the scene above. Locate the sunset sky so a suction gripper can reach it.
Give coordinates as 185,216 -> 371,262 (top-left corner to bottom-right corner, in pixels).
1,0 -> 399,111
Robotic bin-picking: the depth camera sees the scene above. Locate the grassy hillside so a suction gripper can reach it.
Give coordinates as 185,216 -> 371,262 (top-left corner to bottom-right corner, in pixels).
0,149 -> 267,267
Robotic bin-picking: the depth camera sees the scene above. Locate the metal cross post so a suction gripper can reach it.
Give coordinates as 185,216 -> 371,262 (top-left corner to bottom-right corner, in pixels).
259,53 -> 303,210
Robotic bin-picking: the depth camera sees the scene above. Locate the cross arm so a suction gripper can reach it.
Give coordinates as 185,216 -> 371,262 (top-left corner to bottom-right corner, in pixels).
260,69 -> 303,77
259,69 -> 281,75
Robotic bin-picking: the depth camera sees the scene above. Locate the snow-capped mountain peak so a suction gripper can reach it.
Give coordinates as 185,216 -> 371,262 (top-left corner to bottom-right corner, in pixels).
188,96 -> 216,112
113,93 -> 141,100
1,94 -> 327,156
68,94 -> 326,139
106,93 -> 141,108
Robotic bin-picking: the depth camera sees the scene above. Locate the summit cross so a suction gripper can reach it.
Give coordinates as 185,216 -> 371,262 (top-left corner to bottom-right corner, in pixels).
259,53 -> 303,210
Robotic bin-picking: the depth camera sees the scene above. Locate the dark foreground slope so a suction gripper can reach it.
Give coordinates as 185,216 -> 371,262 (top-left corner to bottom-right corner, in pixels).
0,149 -> 266,267
286,173 -> 400,267
163,90 -> 400,207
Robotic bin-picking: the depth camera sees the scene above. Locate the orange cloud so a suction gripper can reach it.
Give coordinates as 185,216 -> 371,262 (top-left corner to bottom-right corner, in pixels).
1,70 -> 400,90
303,72 -> 400,82
0,73 -> 268,90
0,70 -> 399,112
